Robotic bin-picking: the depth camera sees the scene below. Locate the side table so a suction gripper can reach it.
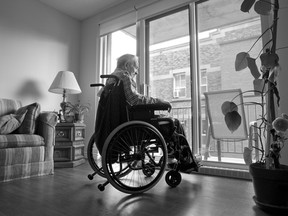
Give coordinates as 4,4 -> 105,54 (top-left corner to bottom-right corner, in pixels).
54,122 -> 86,168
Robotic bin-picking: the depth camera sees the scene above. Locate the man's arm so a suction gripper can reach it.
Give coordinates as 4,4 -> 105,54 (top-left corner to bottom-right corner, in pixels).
121,73 -> 171,108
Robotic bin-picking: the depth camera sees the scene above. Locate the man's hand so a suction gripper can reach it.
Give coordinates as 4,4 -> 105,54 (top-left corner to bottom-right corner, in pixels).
158,99 -> 172,112
166,101 -> 172,112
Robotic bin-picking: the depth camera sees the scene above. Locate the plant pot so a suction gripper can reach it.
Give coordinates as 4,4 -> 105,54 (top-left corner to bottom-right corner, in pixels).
249,163 -> 288,214
64,115 -> 74,123
74,113 -> 84,123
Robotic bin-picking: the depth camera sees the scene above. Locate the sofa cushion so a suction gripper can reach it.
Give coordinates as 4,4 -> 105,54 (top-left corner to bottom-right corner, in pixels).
0,146 -> 45,167
0,134 -> 45,149
0,110 -> 27,134
15,103 -> 40,134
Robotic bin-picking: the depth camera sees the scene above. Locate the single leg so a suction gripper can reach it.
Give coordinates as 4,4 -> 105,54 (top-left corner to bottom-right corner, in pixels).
217,140 -> 221,162
175,134 -> 201,173
204,126 -> 211,160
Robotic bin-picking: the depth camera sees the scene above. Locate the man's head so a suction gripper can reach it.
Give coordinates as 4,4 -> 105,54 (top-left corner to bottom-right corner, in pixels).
117,54 -> 139,78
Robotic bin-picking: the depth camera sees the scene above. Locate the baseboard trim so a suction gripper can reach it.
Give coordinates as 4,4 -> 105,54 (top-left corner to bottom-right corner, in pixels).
197,166 -> 252,180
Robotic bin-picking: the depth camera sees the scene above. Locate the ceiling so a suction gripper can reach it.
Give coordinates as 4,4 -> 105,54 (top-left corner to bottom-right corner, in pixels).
38,0 -> 128,20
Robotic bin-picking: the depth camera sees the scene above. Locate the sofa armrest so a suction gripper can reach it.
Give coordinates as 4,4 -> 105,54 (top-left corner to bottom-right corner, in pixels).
36,112 -> 58,161
36,112 -> 58,145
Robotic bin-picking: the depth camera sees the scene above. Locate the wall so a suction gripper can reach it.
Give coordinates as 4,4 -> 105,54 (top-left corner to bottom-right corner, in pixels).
78,18 -> 100,148
0,0 -> 81,111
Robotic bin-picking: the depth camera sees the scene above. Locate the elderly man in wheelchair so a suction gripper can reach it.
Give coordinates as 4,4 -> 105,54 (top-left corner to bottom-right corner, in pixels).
87,54 -> 200,194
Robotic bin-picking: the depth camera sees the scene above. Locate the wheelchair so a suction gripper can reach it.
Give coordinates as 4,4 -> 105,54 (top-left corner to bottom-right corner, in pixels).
87,75 -> 200,194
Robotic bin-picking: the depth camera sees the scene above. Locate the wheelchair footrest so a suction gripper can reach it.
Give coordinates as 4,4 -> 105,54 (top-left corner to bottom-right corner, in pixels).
178,162 -> 199,173
168,154 -> 202,173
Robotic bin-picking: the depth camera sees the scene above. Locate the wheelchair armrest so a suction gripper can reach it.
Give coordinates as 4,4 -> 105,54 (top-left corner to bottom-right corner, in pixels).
129,103 -> 170,112
128,104 -> 170,121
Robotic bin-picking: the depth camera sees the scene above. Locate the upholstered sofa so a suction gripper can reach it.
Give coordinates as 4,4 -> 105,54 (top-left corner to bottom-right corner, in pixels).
0,98 -> 58,182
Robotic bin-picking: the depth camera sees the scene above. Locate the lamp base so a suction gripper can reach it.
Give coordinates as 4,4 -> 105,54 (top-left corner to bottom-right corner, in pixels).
60,101 -> 67,114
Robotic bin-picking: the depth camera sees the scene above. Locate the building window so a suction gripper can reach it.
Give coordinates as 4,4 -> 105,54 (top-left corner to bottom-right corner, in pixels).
173,72 -> 186,98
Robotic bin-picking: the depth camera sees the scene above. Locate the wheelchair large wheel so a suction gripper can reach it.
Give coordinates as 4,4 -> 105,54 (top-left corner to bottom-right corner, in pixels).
87,134 -> 105,178
102,121 -> 167,194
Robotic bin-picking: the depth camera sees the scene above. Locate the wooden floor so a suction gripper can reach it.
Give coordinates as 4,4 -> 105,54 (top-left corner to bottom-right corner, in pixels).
0,162 -> 276,216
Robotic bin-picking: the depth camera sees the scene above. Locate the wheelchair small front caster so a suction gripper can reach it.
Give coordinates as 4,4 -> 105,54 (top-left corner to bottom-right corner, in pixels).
88,174 -> 94,180
142,162 -> 155,177
98,184 -> 105,191
165,170 -> 182,188
88,172 -> 97,180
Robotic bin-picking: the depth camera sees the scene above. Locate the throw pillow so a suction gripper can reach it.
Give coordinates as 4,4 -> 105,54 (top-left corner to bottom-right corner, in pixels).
0,110 -> 27,134
15,102 -> 40,134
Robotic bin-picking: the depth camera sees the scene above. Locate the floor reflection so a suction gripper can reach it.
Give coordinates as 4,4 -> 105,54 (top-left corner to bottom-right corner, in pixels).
112,179 -> 202,216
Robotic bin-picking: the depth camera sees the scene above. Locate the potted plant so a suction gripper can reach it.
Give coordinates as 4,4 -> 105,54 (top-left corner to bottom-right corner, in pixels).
66,102 -> 90,123
223,0 -> 288,213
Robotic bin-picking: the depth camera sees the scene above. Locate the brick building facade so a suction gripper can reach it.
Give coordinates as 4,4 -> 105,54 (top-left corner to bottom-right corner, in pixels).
148,18 -> 263,156
149,18 -> 262,105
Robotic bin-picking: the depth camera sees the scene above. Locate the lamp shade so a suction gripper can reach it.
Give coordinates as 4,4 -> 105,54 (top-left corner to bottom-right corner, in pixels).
48,71 -> 82,94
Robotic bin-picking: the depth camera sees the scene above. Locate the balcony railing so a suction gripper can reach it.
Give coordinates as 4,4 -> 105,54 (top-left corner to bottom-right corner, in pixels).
169,95 -> 264,164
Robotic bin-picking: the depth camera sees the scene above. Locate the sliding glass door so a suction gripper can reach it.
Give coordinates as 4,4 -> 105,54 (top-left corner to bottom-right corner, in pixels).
145,7 -> 194,149
196,0 -> 263,165
144,0 -> 264,166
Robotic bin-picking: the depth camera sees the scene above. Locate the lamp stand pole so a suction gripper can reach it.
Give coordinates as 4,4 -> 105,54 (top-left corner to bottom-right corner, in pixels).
60,89 -> 68,122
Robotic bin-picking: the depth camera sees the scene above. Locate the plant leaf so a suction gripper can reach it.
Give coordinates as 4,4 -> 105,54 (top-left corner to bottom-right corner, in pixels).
272,117 -> 288,132
254,0 -> 272,15
243,147 -> 253,165
273,85 -> 280,107
221,101 -> 238,115
235,52 -> 250,71
225,111 -> 242,133
260,52 -> 279,68
240,0 -> 256,13
253,79 -> 265,95
247,57 -> 260,79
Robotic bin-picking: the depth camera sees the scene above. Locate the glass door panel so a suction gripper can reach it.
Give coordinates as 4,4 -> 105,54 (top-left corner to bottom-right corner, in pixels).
146,8 -> 193,147
110,25 -> 136,70
100,25 -> 136,76
197,0 -> 263,164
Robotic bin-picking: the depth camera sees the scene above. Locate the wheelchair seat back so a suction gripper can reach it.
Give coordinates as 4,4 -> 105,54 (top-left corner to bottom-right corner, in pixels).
94,79 -> 128,154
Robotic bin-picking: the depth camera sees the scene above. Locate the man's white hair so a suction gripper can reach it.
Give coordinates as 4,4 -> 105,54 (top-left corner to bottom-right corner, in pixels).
117,54 -> 138,69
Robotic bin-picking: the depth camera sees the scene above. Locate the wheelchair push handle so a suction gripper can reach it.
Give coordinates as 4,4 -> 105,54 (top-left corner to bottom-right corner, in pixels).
100,75 -> 119,81
90,83 -> 104,87
90,75 -> 120,87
